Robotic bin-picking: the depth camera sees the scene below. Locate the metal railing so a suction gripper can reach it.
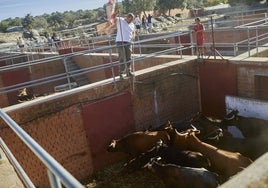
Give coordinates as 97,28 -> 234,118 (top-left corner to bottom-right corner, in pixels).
1,25 -> 268,96
0,31 -> 188,96
0,137 -> 35,188
0,109 -> 84,188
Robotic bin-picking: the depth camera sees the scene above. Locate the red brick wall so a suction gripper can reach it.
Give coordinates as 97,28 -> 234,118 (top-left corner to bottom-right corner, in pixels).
1,68 -> 31,105
199,60 -> 237,118
0,104 -> 93,188
0,74 -> 10,107
132,61 -> 200,130
235,63 -> 268,99
82,92 -> 135,170
30,59 -> 66,95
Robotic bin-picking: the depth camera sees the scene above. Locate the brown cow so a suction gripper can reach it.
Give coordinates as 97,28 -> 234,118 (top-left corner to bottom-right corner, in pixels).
107,130 -> 170,157
165,123 -> 253,179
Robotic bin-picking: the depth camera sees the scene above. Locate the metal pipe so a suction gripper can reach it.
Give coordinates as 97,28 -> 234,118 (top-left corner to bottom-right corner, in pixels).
47,170 -> 62,188
0,137 -> 36,188
0,109 -> 84,188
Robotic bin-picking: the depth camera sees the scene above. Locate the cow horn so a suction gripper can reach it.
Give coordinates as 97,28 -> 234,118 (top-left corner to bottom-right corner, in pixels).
224,114 -> 235,120
174,128 -> 188,136
190,124 -> 197,130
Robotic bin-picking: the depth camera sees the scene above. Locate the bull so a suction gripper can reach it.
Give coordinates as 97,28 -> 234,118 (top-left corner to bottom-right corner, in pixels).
165,123 -> 253,179
221,110 -> 268,139
106,130 -> 170,157
126,139 -> 211,172
145,157 -> 220,188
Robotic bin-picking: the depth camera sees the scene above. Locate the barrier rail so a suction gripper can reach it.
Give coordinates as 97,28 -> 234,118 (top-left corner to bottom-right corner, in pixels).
0,109 -> 84,188
0,137 -> 35,187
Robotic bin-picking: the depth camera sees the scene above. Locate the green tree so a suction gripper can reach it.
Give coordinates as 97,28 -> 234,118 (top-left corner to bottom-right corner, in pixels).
203,0 -> 228,6
63,11 -> 77,28
0,20 -> 9,32
47,12 -> 64,29
186,0 -> 204,9
22,14 -> 35,30
9,17 -> 22,27
32,16 -> 48,29
122,0 -> 157,15
227,0 -> 258,6
157,0 -> 187,16
83,10 -> 98,21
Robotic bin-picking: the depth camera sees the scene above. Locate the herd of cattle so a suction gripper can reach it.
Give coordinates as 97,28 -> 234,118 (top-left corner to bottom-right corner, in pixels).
106,110 -> 268,187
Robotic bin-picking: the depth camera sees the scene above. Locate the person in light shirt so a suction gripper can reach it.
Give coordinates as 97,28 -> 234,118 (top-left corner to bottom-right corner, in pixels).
114,10 -> 135,79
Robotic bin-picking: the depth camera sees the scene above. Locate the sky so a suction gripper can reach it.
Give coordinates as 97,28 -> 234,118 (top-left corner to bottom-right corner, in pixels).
0,0 -> 121,21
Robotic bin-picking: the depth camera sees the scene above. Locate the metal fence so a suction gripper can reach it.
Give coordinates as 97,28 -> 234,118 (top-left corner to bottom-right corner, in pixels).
0,109 -> 84,188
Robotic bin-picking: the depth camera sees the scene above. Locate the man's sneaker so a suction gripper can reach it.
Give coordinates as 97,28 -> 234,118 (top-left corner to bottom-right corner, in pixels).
126,71 -> 134,77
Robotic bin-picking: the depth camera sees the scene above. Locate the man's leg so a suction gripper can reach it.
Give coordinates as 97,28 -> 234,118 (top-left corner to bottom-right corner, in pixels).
125,44 -> 133,77
117,45 -> 126,78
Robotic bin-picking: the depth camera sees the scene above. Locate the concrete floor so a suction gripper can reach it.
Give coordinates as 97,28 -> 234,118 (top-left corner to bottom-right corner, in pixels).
0,148 -> 25,188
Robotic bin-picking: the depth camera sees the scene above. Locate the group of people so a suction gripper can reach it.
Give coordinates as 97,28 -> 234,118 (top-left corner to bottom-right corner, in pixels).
113,11 -> 205,79
134,14 -> 153,34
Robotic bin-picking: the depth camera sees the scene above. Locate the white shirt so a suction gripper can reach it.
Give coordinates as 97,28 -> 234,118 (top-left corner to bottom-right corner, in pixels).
134,17 -> 141,26
115,17 -> 135,43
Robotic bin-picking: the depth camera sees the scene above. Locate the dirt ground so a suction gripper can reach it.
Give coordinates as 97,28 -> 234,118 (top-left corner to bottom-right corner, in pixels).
84,161 -> 165,188
0,32 -> 21,44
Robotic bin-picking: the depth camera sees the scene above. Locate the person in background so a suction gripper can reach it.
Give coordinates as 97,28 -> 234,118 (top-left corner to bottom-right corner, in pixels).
17,37 -> 25,52
51,32 -> 61,48
147,14 -> 153,33
51,32 -> 60,42
114,10 -> 135,79
134,15 -> 141,34
193,17 -> 205,59
141,15 -> 147,33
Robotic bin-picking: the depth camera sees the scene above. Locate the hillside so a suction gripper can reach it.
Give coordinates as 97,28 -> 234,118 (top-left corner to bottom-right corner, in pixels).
0,32 -> 22,45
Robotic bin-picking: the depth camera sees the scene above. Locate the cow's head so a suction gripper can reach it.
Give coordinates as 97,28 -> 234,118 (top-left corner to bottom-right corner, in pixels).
172,125 -> 201,148
221,109 -> 240,128
164,122 -> 203,148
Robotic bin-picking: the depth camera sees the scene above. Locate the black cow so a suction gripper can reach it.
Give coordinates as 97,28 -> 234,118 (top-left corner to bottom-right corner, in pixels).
145,157 -> 220,188
221,110 -> 268,139
126,140 -> 210,172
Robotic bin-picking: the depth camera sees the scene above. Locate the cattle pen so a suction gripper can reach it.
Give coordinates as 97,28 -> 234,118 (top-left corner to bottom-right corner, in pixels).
1,10 -> 268,188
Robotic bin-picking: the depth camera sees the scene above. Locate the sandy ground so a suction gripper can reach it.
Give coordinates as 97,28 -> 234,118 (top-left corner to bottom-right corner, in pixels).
0,148 -> 25,188
0,32 -> 21,43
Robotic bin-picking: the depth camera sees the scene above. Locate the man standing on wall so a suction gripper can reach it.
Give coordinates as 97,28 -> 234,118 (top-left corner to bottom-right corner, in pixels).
114,10 -> 135,79
193,17 -> 205,59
